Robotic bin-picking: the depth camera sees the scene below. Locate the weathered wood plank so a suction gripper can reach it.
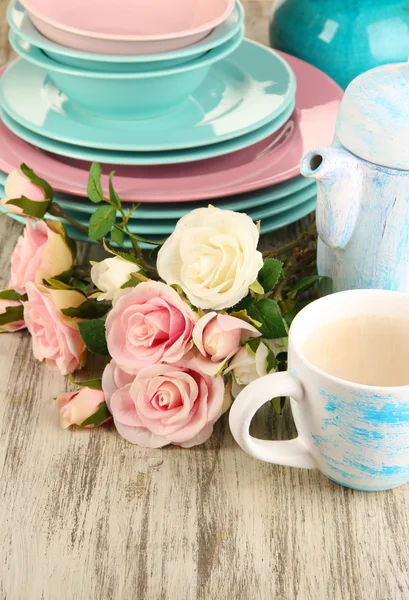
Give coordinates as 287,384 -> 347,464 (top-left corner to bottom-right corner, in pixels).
1,2 -> 409,600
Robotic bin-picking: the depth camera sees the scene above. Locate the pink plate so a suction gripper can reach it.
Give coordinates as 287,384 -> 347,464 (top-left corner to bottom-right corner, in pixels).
20,0 -> 234,41
0,52 -> 343,203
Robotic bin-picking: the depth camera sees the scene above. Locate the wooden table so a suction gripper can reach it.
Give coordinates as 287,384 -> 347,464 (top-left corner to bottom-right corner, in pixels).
1,2 -> 409,599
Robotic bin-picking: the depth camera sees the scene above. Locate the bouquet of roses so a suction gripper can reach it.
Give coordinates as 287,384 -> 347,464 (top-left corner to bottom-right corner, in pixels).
0,163 -> 318,448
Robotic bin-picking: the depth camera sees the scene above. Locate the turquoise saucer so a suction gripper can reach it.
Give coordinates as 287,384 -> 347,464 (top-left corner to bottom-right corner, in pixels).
0,100 -> 295,165
0,169 -> 314,219
0,39 -> 296,151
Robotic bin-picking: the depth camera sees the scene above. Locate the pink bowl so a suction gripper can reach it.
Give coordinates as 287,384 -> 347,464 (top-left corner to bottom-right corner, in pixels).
21,0 -> 235,54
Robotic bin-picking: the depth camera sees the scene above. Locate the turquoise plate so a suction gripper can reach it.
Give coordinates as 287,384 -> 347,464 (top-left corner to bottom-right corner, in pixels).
0,99 -> 295,165
0,169 -> 314,219
8,0 -> 244,71
49,185 -> 317,234
0,39 -> 296,151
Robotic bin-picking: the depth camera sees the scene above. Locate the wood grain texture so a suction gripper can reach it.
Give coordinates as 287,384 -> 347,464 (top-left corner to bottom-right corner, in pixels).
1,1 -> 409,599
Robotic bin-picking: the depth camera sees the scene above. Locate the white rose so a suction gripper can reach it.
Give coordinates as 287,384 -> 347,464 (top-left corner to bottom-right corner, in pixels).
228,339 -> 286,398
157,207 -> 263,310
90,256 -> 140,301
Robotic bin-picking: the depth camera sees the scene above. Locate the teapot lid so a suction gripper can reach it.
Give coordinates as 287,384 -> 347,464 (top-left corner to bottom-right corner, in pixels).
336,61 -> 409,170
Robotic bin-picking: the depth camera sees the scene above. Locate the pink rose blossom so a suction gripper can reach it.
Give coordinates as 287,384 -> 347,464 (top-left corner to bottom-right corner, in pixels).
106,281 -> 198,375
24,283 -> 87,375
9,219 -> 74,294
110,362 -> 225,448
55,387 -> 110,429
192,312 -> 261,374
1,168 -> 46,216
102,359 -> 135,411
0,298 -> 26,332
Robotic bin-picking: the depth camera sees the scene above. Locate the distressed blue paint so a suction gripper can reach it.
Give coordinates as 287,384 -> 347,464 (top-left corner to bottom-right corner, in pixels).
308,386 -> 409,490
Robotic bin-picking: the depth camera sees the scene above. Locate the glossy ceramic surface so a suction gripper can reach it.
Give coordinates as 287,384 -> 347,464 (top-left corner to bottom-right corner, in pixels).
270,0 -> 409,89
0,168 -> 314,217
0,99 -> 295,165
20,0 -> 234,40
5,37 -> 293,146
10,30 -> 244,119
0,51 -> 340,199
9,1 -> 243,70
0,195 -> 316,247
8,1 -> 243,71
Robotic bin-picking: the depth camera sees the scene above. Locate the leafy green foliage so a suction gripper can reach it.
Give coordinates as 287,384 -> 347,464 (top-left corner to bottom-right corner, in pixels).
6,197 -> 50,219
116,226 -> 167,246
249,279 -> 264,295
110,226 -> 125,248
288,274 -> 320,298
283,299 -> 312,328
87,162 -> 104,203
68,374 -> 103,390
0,290 -> 27,301
78,319 -> 109,356
258,258 -> 283,293
89,205 -> 117,240
79,402 -> 111,428
247,298 -> 288,339
21,163 -> 53,200
0,305 -> 24,326
62,300 -> 111,319
108,172 -> 121,207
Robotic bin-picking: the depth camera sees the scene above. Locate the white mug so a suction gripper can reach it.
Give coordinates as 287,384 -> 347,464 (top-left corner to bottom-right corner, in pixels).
229,289 -> 409,492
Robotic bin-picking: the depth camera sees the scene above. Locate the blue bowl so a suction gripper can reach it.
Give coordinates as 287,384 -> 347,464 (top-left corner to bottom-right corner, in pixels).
8,0 -> 244,73
9,29 -> 244,119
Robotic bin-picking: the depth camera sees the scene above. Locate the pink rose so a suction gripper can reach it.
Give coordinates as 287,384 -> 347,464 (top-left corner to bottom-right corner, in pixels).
102,359 -> 135,410
106,281 -> 198,375
55,387 -> 110,429
24,283 -> 87,375
0,298 -> 26,332
9,219 -> 74,294
1,169 -> 46,216
110,362 -> 225,448
192,312 -> 261,374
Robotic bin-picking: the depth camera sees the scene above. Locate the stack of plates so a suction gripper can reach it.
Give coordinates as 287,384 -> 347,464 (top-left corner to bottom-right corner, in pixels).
0,0 -> 343,246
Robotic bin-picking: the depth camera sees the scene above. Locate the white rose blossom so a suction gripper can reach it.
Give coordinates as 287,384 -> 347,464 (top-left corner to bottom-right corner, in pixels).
157,207 -> 263,310
90,256 -> 140,301
227,339 -> 286,398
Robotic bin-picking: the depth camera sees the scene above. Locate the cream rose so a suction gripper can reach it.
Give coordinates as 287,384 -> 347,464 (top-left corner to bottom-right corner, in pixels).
90,256 -> 140,301
157,207 -> 263,310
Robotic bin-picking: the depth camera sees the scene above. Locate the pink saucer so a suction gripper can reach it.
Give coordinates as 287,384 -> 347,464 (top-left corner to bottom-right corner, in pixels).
0,52 -> 343,203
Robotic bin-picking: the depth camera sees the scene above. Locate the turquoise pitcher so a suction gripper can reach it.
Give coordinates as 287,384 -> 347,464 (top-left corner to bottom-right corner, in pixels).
270,0 -> 409,89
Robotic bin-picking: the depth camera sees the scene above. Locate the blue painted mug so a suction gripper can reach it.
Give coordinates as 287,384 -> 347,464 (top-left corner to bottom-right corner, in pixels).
229,289 -> 409,492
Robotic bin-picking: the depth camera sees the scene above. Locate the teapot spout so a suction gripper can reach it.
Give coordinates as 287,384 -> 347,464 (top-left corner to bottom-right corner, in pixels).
301,146 -> 363,249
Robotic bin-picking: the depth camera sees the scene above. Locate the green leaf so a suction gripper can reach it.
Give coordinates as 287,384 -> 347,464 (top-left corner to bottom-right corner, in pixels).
62,299 -> 111,319
109,171 -> 121,207
87,162 -> 104,203
101,239 -> 141,265
249,280 -> 264,295
271,397 -> 286,415
44,278 -> 74,290
247,298 -> 287,339
88,205 -> 117,240
258,258 -> 284,293
318,276 -> 333,297
120,274 -> 143,289
20,163 -> 53,200
0,305 -> 24,326
283,299 -> 312,328
265,346 -> 277,373
115,226 -> 167,246
229,295 -> 254,314
78,319 -> 109,356
110,226 -> 125,248
0,290 -> 27,301
230,309 -> 262,328
288,275 -> 320,298
6,196 -> 50,218
68,374 -> 103,390
245,337 -> 262,353
79,402 -> 111,428
70,278 -> 89,293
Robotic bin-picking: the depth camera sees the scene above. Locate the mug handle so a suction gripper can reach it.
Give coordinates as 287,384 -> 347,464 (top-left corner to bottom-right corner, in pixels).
229,371 -> 316,469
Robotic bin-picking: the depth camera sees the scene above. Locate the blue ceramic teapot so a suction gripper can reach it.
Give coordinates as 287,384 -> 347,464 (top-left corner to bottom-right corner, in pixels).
301,61 -> 409,293
270,0 -> 409,89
